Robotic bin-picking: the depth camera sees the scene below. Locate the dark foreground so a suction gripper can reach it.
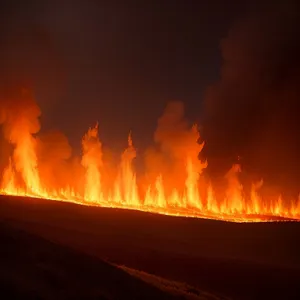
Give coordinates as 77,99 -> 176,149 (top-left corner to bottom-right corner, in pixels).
1,195 -> 300,299
0,223 -> 182,299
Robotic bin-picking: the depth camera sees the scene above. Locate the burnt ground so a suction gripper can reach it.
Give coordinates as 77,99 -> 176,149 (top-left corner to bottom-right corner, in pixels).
0,195 -> 300,299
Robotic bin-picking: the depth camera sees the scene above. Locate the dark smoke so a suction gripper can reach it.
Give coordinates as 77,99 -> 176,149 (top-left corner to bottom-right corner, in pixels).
202,4 -> 300,195
0,1 -> 66,116
0,1 -> 67,176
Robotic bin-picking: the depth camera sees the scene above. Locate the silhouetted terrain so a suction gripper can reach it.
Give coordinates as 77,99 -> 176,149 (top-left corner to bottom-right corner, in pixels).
0,221 -> 222,300
0,223 -> 185,300
1,195 -> 300,299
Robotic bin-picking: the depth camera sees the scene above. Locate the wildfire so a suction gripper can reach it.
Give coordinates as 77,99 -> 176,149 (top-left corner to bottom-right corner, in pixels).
0,91 -> 299,222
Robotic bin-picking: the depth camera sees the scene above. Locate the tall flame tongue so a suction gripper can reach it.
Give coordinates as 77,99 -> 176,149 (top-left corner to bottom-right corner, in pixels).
185,125 -> 207,210
81,123 -> 103,204
0,93 -> 300,222
1,89 -> 43,196
117,133 -> 139,206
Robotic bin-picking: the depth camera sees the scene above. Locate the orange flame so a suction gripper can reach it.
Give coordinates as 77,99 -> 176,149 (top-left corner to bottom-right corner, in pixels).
81,123 -> 103,203
0,94 -> 300,222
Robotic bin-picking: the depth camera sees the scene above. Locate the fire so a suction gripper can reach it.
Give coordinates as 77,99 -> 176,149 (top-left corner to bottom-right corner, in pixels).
0,92 -> 300,222
81,123 -> 103,203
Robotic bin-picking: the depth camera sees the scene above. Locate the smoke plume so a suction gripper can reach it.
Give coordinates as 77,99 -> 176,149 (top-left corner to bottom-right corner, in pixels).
144,101 -> 207,196
202,4 -> 300,195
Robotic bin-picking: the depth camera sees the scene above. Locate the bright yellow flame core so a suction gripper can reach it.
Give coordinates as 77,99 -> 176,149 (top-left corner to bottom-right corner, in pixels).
1,119 -> 300,223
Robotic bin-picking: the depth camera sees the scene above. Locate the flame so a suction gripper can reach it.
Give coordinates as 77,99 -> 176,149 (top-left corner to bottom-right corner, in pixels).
81,123 -> 103,203
0,94 -> 300,223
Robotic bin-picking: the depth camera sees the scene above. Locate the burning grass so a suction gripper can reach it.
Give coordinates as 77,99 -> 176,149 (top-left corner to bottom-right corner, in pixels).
0,92 -> 300,222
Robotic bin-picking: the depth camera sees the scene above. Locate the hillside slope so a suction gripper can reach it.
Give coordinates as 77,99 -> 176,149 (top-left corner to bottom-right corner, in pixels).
1,195 -> 300,299
0,223 -> 180,299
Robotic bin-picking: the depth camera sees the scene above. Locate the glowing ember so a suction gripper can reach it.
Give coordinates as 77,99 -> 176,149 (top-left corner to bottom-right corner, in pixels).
0,91 -> 299,222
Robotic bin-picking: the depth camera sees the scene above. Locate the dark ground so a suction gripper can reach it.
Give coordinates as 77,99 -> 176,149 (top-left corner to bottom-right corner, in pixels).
1,195 -> 300,299
0,223 -> 182,300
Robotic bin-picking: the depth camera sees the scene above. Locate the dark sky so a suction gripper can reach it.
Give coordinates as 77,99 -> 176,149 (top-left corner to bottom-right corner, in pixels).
1,0 -> 300,192
0,0 -> 257,149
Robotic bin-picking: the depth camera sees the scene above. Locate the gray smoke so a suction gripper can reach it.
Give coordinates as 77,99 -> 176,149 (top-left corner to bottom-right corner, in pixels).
202,3 -> 300,195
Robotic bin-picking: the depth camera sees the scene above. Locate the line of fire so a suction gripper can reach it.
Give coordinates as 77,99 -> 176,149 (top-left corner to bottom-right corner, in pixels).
0,90 -> 299,223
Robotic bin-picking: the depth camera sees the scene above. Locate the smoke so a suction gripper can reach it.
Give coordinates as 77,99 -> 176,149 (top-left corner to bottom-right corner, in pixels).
0,89 -> 41,137
0,1 -> 68,191
202,4 -> 300,194
0,88 -> 42,192
0,1 -> 67,120
36,129 -> 73,189
0,87 -> 39,165
0,86 -> 84,194
144,101 -> 207,195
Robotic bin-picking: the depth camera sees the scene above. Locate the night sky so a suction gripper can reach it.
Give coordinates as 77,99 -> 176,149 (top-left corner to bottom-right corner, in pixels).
0,1 -> 255,145
1,0 -> 300,192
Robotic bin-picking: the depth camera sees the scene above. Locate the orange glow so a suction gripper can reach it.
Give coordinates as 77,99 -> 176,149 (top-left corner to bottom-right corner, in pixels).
81,123 -> 104,203
0,93 -> 300,223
